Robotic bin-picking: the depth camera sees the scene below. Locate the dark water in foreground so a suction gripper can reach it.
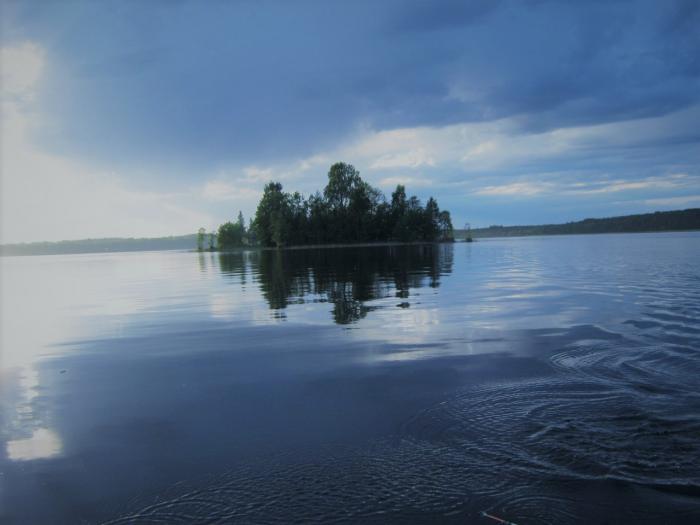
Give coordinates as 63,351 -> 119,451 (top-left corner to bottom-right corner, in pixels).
1,233 -> 699,524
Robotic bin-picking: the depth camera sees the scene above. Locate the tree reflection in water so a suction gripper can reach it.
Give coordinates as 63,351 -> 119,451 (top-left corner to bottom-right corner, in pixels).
218,244 -> 453,324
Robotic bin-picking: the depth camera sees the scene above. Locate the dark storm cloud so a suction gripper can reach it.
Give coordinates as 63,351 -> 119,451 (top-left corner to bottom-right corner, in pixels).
3,0 -> 699,176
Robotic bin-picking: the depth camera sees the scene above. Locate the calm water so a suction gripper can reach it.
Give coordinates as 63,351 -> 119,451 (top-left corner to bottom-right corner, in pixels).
1,233 -> 699,524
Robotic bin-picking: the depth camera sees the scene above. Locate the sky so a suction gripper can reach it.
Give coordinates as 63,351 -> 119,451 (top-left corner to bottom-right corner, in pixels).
1,0 -> 699,243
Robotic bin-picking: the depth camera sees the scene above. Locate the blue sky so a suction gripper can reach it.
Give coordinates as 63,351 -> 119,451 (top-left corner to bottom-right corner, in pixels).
1,0 -> 699,242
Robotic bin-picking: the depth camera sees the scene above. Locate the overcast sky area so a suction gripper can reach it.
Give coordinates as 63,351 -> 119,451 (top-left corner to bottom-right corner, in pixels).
1,0 -> 699,242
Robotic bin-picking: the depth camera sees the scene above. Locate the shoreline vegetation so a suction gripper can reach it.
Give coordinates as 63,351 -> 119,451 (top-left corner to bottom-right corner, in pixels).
1,205 -> 699,259
459,207 -> 700,239
205,162 -> 455,252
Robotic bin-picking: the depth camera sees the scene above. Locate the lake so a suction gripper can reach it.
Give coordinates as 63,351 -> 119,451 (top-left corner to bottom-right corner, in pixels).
1,233 -> 699,524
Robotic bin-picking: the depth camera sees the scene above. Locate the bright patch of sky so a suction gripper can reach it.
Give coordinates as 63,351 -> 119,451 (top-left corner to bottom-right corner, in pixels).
1,0 -> 699,242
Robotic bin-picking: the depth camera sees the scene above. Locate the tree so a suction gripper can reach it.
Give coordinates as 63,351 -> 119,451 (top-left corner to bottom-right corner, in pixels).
390,185 -> 409,240
323,163 -> 371,242
307,191 -> 329,244
285,191 -> 309,245
237,211 -> 246,231
217,221 -> 244,249
348,180 -> 382,241
253,182 -> 291,247
324,162 -> 361,211
423,197 -> 440,241
270,209 -> 289,247
197,227 -> 206,251
391,185 -> 407,215
247,217 -> 257,245
438,210 -> 454,241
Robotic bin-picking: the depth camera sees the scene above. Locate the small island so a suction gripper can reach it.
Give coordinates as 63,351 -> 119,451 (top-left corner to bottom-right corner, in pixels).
205,162 -> 454,251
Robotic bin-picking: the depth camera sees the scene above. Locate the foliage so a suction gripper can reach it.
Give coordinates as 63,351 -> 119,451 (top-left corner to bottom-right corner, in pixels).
215,211 -> 250,250
196,227 -> 206,251
250,162 -> 454,247
459,208 -> 700,239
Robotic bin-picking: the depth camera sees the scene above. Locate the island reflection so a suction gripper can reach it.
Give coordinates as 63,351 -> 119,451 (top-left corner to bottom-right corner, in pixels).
217,244 -> 454,324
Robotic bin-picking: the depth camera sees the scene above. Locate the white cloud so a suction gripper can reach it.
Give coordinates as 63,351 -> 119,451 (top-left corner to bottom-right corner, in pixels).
566,175 -> 692,195
200,155 -> 335,205
1,136 -> 215,242
1,42 -> 215,243
241,166 -> 274,183
333,116 -> 581,176
199,107 -> 699,218
641,195 -> 700,207
1,42 -> 45,99
370,149 -> 436,169
473,181 -> 553,196
469,174 -> 699,200
202,180 -> 261,201
378,175 -> 434,188
460,140 -> 498,161
326,105 -> 700,197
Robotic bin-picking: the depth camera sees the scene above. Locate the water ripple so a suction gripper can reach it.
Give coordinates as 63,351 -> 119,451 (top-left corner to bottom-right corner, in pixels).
103,325 -> 700,524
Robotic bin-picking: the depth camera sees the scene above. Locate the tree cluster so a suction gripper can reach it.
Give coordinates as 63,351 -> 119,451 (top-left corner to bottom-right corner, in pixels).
196,227 -> 217,251
251,162 -> 454,247
216,211 -> 251,250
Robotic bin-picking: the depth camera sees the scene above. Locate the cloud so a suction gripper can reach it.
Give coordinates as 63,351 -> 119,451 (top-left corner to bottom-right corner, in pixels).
378,175 -> 434,188
1,133 -> 215,242
370,149 -> 436,169
3,0 -> 698,173
202,180 -> 261,202
641,195 -> 700,207
1,41 -> 215,243
473,182 -> 553,197
0,42 -> 45,99
567,175 -> 693,195
2,2 -> 700,238
470,174 -> 699,199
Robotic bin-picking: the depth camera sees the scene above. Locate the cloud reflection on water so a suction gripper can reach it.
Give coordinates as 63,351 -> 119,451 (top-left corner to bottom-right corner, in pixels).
6,427 -> 62,461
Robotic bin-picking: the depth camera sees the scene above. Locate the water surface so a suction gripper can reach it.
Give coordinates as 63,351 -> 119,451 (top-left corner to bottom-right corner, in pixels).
1,233 -> 699,523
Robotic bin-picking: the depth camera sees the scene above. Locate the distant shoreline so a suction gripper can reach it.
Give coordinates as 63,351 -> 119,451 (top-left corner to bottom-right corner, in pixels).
4,230 -> 700,257
457,208 -> 700,240
223,240 -> 456,252
459,227 -> 700,240
0,238 -> 456,257
2,208 -> 698,257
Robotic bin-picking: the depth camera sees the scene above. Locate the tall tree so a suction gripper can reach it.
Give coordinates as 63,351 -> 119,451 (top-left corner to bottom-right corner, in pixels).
424,197 -> 440,241
438,210 -> 454,241
254,182 -> 290,247
324,162 -> 361,211
197,227 -> 206,251
218,221 -> 244,249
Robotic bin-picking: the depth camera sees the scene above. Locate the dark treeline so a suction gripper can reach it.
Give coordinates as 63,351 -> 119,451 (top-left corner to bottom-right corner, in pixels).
212,243 -> 454,324
460,208 -> 700,239
215,162 -> 453,250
